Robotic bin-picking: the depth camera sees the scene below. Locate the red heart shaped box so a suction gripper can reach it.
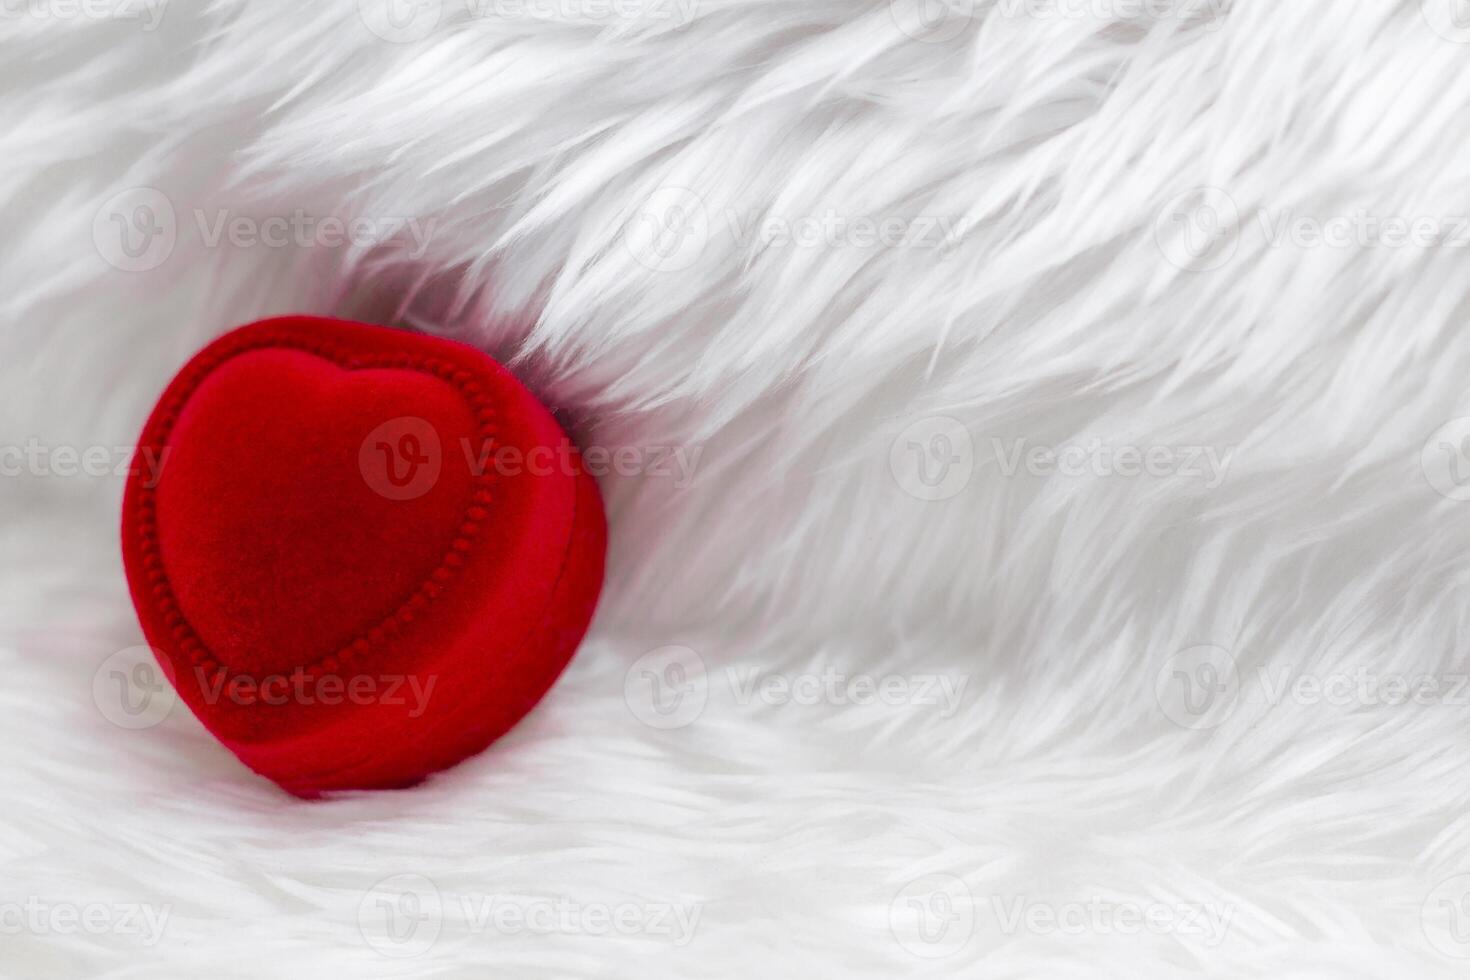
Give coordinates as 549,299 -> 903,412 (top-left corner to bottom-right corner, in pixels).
121,316 -> 606,797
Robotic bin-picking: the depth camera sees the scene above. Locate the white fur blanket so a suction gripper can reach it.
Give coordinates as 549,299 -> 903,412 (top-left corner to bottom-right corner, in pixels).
5,0 -> 1470,975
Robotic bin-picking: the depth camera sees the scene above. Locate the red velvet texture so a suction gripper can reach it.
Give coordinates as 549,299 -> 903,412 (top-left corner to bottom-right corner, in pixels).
121,316 -> 606,797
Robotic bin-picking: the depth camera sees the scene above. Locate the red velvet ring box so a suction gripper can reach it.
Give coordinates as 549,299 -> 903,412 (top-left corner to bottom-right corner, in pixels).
121,316 -> 606,797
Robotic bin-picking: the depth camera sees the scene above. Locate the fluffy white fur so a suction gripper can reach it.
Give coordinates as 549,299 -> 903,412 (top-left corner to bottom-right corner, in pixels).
5,0 -> 1470,975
